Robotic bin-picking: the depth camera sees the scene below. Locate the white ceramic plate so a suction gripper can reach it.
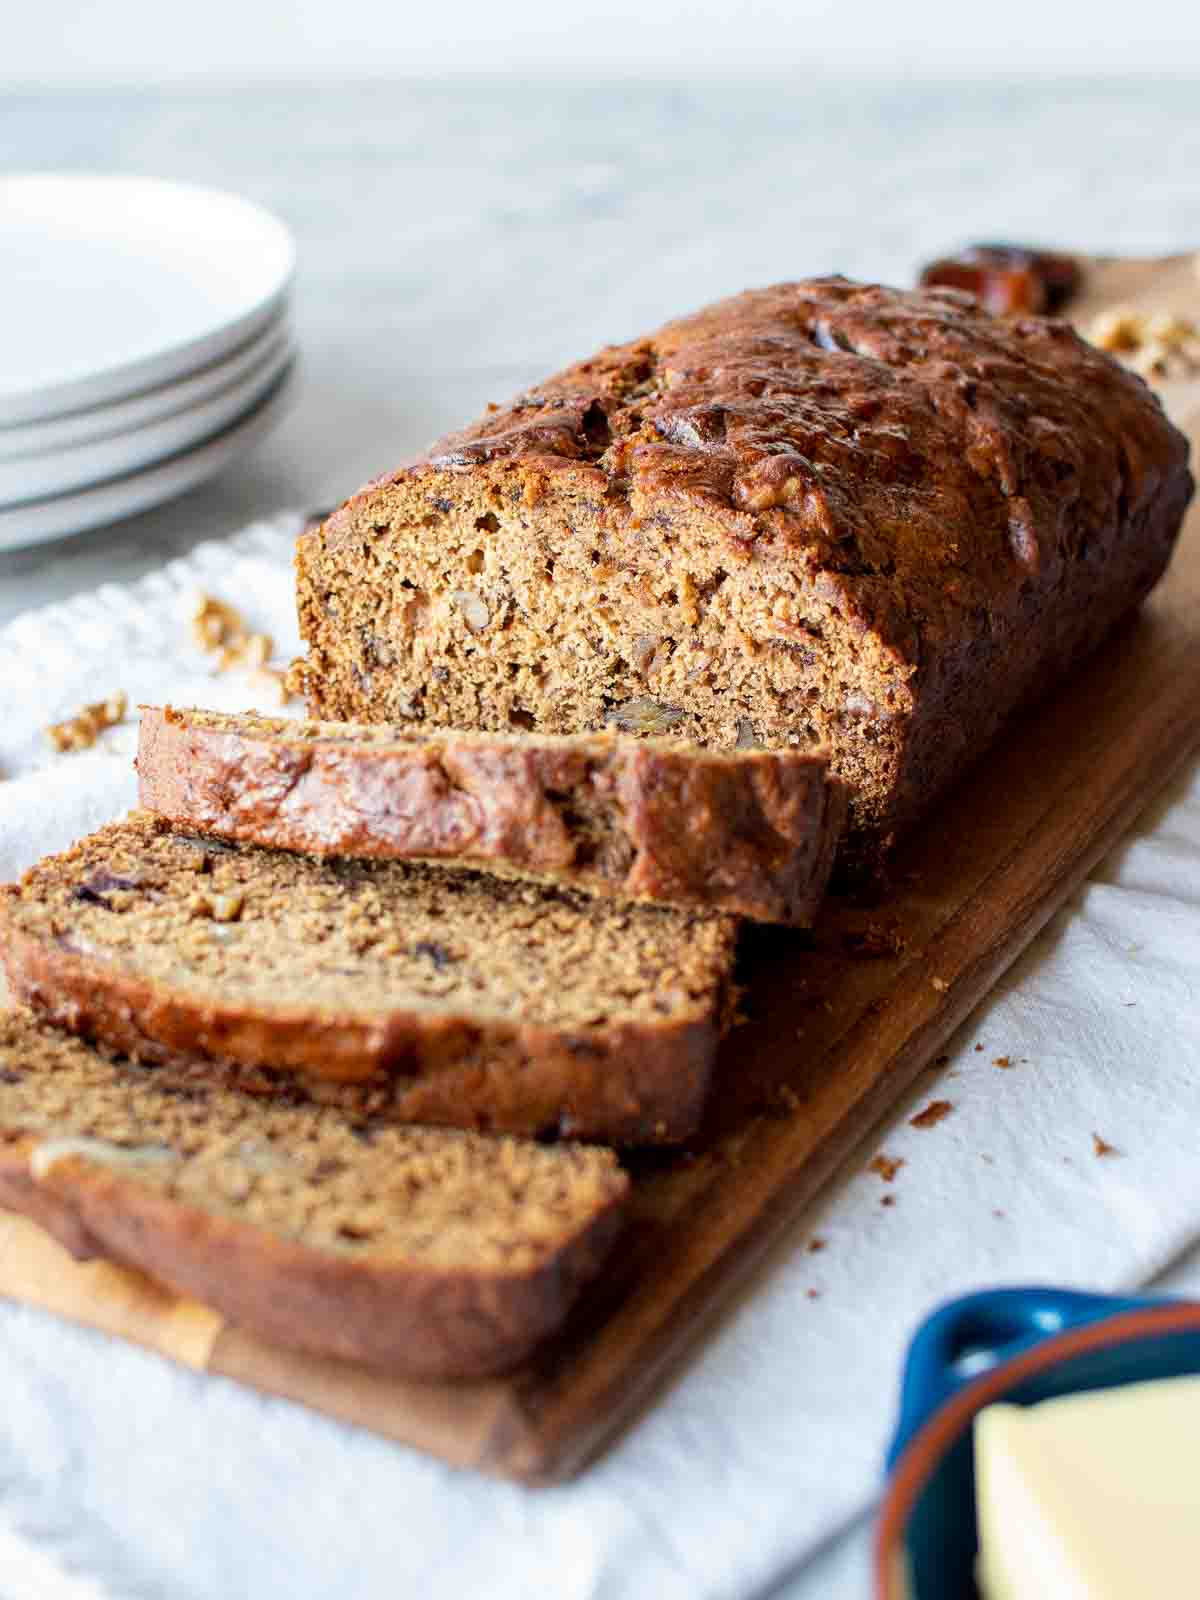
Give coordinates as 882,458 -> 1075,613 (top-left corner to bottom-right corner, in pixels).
0,174 -> 295,427
0,331 -> 295,504
0,312 -> 291,462
0,363 -> 296,553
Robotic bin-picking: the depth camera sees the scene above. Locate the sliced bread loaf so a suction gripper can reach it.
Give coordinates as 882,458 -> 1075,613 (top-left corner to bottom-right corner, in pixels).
0,814 -> 738,1144
294,278 -> 1191,868
137,705 -> 841,926
0,1009 -> 627,1377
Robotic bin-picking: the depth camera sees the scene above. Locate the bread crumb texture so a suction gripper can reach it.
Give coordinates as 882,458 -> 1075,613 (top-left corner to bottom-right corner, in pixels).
0,1010 -> 626,1274
0,814 -> 738,1143
3,813 -> 734,1028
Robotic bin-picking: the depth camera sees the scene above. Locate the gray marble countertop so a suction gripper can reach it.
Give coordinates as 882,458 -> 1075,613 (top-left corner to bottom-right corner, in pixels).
3,76 -> 1200,1600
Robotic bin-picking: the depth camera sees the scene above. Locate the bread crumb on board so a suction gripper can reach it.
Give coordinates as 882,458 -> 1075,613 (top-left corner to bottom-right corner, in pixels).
842,919 -> 907,959
44,691 -> 128,753
1092,1132 -> 1120,1158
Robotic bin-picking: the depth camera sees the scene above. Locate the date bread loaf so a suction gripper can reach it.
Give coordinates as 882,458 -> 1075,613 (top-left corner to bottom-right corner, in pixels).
0,1009 -> 627,1378
137,705 -> 842,926
294,277 -> 1192,863
0,814 -> 737,1145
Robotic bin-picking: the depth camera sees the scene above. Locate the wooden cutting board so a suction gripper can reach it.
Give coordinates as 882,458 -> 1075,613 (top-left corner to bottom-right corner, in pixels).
2,253 -> 1199,1482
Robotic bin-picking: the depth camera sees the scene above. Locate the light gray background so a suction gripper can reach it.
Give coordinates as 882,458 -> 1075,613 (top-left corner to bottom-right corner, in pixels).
5,0 -> 1200,80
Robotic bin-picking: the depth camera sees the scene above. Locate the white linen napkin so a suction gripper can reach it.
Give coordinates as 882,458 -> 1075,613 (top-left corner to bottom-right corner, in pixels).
1,512 -> 1199,1600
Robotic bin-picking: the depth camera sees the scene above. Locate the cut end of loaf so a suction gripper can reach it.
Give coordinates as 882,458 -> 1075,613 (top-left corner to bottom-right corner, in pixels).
296,464 -> 909,839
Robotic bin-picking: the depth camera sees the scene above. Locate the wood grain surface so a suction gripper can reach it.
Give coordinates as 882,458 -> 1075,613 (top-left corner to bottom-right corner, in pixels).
2,252 -> 1198,1482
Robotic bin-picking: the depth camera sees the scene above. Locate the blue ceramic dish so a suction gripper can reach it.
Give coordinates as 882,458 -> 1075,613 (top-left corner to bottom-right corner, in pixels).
874,1286 -> 1200,1598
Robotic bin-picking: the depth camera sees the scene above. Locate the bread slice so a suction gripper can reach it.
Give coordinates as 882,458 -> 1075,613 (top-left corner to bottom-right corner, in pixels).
0,814 -> 738,1144
0,1009 -> 627,1377
137,705 -> 842,926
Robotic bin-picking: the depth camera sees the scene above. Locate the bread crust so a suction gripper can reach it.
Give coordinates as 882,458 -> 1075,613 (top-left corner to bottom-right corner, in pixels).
137,706 -> 843,926
0,1153 -> 625,1377
0,919 -> 720,1144
0,1014 -> 629,1379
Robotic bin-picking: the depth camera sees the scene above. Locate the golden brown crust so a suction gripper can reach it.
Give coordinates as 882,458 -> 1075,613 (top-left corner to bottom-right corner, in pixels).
0,1012 -> 629,1378
137,705 -> 842,926
0,1153 -> 624,1376
398,277 -> 1186,643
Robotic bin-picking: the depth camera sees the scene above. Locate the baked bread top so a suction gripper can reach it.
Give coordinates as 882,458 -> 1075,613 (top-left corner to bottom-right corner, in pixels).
328,276 -> 1192,675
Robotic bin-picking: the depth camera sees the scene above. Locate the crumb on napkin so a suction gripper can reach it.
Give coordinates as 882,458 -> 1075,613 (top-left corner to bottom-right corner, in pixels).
44,691 -> 127,753
910,1099 -> 954,1129
190,592 -> 293,706
868,1153 -> 904,1182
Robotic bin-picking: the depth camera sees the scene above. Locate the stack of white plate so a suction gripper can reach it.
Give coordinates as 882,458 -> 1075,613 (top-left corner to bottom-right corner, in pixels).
0,174 -> 297,552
